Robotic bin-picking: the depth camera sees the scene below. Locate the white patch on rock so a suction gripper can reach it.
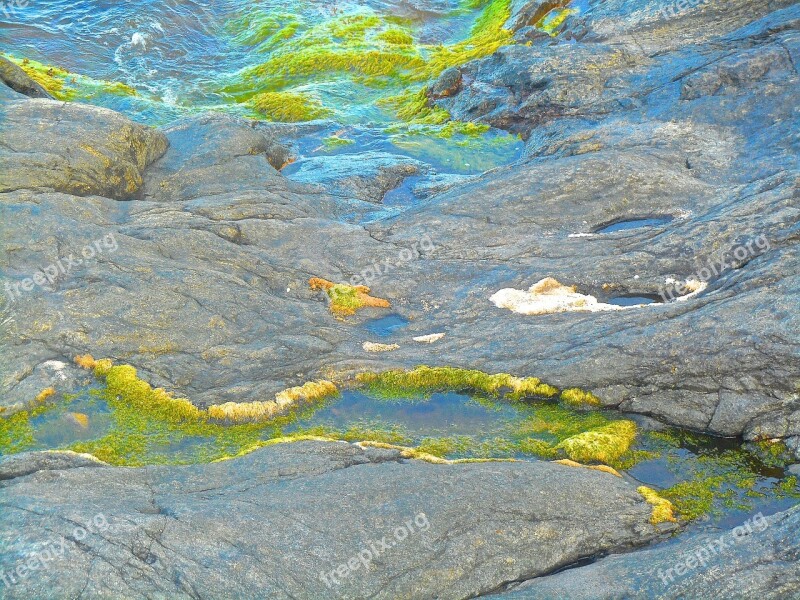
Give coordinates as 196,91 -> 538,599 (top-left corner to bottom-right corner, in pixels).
413,333 -> 445,344
674,279 -> 707,301
363,342 -> 400,353
490,277 -> 706,316
490,278 -> 631,315
42,360 -> 68,381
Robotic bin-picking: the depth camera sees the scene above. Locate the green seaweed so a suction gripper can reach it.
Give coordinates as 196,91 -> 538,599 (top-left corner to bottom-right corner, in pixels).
66,363 -> 327,466
416,435 -> 474,457
3,55 -> 137,101
556,420 -> 638,464
220,0 -> 513,135
356,366 -> 559,400
560,387 -> 602,408
323,136 -> 356,149
249,91 -> 331,121
3,357 -> 797,529
0,411 -> 35,455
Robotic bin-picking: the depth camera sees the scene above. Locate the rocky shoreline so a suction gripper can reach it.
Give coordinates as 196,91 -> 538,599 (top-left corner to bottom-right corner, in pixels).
1,0 -> 799,596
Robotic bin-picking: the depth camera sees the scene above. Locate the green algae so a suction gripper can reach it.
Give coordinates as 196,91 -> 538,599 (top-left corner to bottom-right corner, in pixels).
376,28 -> 414,46
0,411 -> 35,454
379,88 -> 451,125
323,136 -> 356,149
328,284 -> 366,314
4,55 -> 137,102
308,278 -> 391,316
225,10 -> 301,50
517,437 -> 559,458
556,420 -> 638,464
560,387 -> 602,408
220,0 -> 513,137
644,430 -> 800,520
416,435 -> 474,457
223,12 -> 425,99
3,359 -> 798,526
355,366 -> 559,400
249,91 -> 331,122
638,486 -> 678,524
536,7 -> 577,36
61,363 -> 332,466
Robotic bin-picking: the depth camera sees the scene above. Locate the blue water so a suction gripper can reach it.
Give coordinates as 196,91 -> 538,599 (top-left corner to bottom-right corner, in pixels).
608,295 -> 662,307
595,217 -> 674,234
363,314 -> 410,337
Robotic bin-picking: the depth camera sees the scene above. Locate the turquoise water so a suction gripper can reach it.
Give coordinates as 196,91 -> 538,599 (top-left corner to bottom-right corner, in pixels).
1,0 -> 530,174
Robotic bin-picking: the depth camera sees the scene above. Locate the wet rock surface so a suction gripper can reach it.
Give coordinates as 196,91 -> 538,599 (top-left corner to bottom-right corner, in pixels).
0,56 -> 53,99
0,0 -> 797,441
284,151 -> 430,204
492,505 -> 800,599
0,96 -> 167,200
0,450 -> 106,481
0,441 -> 659,598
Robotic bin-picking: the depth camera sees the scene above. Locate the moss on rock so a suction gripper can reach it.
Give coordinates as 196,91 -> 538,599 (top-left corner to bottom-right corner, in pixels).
556,420 -> 638,464
560,387 -> 602,407
355,366 -> 559,400
309,277 -> 391,316
638,486 -> 678,524
3,55 -> 137,101
249,91 -> 331,122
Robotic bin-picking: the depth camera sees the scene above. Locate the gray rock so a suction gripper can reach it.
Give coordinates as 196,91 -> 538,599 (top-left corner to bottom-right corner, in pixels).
0,57 -> 53,99
428,67 -> 463,100
512,26 -> 551,44
0,359 -> 90,416
0,450 -> 107,481
434,1 -> 799,138
0,441 -> 660,599
505,0 -> 568,32
142,114 -> 294,202
492,505 -> 800,599
0,97 -> 167,199
412,173 -> 475,198
285,151 -> 430,203
0,0 -> 799,595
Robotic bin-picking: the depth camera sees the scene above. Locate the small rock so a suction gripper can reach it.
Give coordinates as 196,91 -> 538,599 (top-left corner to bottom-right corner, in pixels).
363,341 -> 400,352
428,67 -> 463,100
413,333 -> 446,343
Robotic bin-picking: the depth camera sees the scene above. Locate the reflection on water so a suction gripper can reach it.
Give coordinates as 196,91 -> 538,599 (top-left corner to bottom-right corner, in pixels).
28,387 -> 113,448
288,391 -> 517,438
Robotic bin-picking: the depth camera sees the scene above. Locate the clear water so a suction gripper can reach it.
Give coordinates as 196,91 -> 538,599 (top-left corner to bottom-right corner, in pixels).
363,313 -> 410,337
29,388 -> 113,447
4,385 -> 799,526
595,217 -> 674,234
608,294 -> 663,307
287,391 -> 518,438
